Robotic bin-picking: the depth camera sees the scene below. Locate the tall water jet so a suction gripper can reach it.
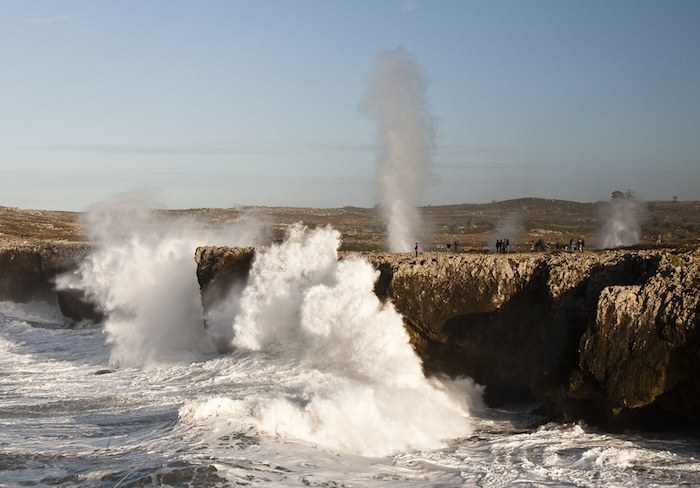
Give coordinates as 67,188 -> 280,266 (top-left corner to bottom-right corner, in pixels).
362,46 -> 435,252
599,190 -> 646,248
489,211 -> 523,252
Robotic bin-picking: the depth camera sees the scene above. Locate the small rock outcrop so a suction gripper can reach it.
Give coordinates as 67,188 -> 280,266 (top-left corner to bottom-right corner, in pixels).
195,246 -> 700,430
0,241 -> 100,322
194,246 -> 256,322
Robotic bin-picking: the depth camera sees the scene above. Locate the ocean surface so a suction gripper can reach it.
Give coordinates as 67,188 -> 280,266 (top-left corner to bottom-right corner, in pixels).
2,213 -> 699,487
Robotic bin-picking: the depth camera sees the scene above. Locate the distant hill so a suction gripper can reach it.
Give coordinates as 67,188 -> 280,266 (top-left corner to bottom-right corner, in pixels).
1,199 -> 698,251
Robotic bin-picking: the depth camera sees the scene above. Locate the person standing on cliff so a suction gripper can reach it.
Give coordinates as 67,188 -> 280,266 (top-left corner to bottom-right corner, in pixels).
415,243 -> 419,257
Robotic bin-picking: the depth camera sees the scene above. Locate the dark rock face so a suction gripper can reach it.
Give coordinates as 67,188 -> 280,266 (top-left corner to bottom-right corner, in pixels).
194,246 -> 255,320
0,241 -> 101,323
195,246 -> 700,429
573,252 -> 700,427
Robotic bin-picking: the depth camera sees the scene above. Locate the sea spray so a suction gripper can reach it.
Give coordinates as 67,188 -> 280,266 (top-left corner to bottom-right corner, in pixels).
363,46 -> 435,252
599,194 -> 646,248
489,211 -> 523,251
56,193 -> 269,367
180,224 -> 482,456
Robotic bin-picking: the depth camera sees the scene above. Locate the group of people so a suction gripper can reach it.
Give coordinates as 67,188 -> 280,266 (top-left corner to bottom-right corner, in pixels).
552,238 -> 585,252
445,241 -> 459,253
414,240 -> 461,256
412,236 -> 587,255
551,238 -> 585,252
495,238 -> 510,254
570,237 -> 585,252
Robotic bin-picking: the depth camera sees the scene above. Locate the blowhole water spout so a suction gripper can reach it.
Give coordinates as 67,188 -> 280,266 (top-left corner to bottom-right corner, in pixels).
363,46 -> 435,252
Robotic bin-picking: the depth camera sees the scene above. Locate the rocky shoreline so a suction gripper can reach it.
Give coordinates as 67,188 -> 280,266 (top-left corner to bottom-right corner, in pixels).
1,240 -> 698,430
195,246 -> 700,430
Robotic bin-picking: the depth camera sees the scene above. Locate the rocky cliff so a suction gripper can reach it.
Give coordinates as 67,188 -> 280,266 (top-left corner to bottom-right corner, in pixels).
195,246 -> 700,429
0,241 -> 99,322
3,240 -> 698,429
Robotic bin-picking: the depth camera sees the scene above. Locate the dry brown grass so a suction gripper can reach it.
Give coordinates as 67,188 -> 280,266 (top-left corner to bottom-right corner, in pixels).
2,199 -> 698,251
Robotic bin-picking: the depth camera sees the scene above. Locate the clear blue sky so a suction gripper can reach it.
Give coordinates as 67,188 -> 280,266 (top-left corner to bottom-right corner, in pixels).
1,1 -> 698,211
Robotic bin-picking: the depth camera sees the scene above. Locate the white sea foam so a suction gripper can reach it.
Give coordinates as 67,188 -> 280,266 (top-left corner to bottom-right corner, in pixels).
181,224 -> 481,456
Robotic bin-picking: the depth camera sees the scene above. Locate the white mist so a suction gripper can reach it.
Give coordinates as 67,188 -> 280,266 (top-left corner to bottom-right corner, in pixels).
599,195 -> 646,248
56,193 -> 269,367
363,46 -> 435,252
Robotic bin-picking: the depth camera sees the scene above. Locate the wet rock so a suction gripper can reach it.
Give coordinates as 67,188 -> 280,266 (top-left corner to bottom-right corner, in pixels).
94,369 -> 116,375
194,246 -> 255,320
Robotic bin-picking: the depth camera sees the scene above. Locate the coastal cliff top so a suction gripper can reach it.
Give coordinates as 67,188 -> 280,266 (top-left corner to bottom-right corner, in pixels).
2,199 -> 699,251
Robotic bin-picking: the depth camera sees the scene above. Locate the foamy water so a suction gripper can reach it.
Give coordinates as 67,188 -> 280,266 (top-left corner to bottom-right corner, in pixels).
2,303 -> 698,487
2,216 -> 699,486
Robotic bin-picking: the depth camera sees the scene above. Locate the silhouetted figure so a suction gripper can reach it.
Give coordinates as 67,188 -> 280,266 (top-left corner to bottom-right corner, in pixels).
446,243 -> 451,253
570,237 -> 575,252
454,241 -> 458,253
415,243 -> 419,257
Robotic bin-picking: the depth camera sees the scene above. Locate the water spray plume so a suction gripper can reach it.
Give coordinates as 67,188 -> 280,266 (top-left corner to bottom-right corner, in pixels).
489,211 -> 523,251
599,192 -> 646,248
186,224 -> 481,456
56,192 -> 269,367
363,46 -> 435,252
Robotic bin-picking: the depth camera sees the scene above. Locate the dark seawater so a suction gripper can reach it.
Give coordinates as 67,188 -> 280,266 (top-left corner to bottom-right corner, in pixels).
2,300 -> 699,488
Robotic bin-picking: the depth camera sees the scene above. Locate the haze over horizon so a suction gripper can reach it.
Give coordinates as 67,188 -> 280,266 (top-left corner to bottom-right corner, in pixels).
1,1 -> 698,212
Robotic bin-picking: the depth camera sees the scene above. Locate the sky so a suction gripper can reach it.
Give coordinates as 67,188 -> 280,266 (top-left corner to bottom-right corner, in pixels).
1,1 -> 699,211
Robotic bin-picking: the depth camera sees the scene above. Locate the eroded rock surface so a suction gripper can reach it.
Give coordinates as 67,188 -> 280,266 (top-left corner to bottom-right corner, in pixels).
195,246 -> 700,429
